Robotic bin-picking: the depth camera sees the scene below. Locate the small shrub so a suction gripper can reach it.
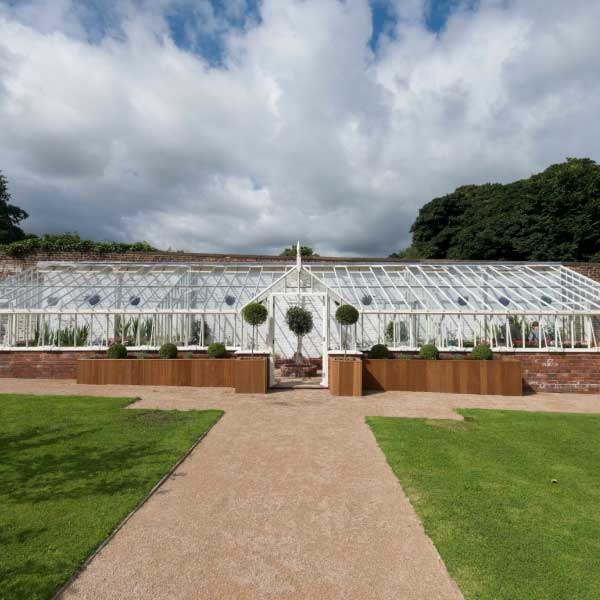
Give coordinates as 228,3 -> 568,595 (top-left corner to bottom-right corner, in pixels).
369,344 -> 390,359
207,342 -> 227,359
471,344 -> 493,360
159,343 -> 178,359
419,344 -> 439,360
185,351 -> 194,359
107,343 -> 127,359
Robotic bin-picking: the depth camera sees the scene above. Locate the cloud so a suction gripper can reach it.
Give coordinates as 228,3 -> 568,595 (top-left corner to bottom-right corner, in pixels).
0,0 -> 599,256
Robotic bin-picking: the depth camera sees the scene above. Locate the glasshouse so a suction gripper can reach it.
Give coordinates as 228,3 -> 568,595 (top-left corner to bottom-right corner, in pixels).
1,252 -> 599,367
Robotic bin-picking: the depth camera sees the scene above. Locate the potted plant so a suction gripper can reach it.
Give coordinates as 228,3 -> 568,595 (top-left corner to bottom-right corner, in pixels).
286,306 -> 313,365
241,302 -> 268,355
335,304 -> 359,358
330,304 -> 362,396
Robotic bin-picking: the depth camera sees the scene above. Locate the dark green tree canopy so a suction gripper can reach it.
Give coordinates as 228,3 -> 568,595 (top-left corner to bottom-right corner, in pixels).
0,171 -> 28,244
2,232 -> 156,257
279,245 -> 318,257
285,306 -> 314,337
392,158 -> 600,262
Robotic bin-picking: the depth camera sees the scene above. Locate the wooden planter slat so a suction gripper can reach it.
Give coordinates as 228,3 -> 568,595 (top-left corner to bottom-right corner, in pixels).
78,358 -> 241,389
363,359 -> 522,396
234,358 -> 268,393
329,358 -> 362,396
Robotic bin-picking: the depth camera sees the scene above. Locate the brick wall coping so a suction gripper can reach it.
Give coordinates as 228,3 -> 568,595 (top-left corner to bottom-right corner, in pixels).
2,248 -> 598,265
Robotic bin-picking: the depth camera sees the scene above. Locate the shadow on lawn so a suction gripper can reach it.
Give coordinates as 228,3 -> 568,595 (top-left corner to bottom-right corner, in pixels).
0,425 -> 171,504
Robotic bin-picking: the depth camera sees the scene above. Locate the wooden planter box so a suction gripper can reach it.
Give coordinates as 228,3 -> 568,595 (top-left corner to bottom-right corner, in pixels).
329,357 -> 362,396
234,357 -> 268,394
363,359 -> 522,396
77,358 -> 234,387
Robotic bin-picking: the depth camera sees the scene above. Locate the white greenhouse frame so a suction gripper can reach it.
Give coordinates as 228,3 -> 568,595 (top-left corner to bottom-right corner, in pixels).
1,256 -> 600,369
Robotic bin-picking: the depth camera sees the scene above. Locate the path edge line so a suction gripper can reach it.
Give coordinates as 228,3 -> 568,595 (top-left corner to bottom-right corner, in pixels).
53,401 -> 224,599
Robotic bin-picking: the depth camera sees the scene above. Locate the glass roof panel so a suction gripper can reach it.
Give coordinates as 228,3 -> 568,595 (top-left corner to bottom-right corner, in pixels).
1,261 -> 599,313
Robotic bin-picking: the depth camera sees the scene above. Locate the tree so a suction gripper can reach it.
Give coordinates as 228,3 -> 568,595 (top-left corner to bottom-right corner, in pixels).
285,306 -> 313,364
241,302 -> 268,355
0,172 -> 28,244
391,158 -> 600,262
279,245 -> 319,257
335,304 -> 359,358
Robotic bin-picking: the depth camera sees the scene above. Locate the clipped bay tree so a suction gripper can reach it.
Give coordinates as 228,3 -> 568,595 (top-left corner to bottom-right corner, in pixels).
335,304 -> 359,358
285,306 -> 313,365
242,302 -> 268,355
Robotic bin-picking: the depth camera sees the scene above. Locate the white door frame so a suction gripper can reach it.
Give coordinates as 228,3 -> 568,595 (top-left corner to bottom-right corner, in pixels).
268,291 -> 330,387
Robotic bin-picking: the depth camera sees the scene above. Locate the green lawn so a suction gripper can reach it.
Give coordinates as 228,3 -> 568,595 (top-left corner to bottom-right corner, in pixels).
0,394 -> 222,600
367,410 -> 600,600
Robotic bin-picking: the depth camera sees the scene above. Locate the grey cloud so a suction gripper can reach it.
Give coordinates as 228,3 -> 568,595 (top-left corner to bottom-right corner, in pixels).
0,0 -> 599,256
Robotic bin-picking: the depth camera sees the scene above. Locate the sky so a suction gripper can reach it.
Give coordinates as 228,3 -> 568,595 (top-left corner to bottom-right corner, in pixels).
0,0 -> 599,257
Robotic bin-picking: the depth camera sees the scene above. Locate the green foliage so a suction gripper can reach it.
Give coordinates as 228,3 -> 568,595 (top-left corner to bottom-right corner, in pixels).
335,304 -> 359,326
0,393 -> 221,600
335,304 -> 359,356
190,319 -> 211,345
385,320 -> 408,344
285,306 -> 314,336
158,343 -> 178,359
279,245 -> 319,257
367,410 -> 600,599
471,343 -> 494,360
419,344 -> 439,360
397,158 -> 600,261
114,316 -> 153,345
369,344 -> 390,359
242,302 -> 268,326
242,302 -> 268,355
0,171 -> 28,244
207,342 -> 227,359
107,343 -> 128,359
1,232 -> 156,258
388,246 -> 422,259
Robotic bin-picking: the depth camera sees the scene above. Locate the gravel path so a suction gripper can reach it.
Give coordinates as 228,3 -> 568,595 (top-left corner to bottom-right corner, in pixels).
3,379 -> 600,600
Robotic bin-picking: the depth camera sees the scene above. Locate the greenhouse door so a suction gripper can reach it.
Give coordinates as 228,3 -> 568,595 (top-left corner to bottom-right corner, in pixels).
268,292 -> 329,388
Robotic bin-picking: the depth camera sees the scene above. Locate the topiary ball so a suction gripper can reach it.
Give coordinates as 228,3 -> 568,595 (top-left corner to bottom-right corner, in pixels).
335,304 -> 359,325
242,302 -> 268,326
107,343 -> 127,359
419,344 -> 439,360
286,306 -> 314,336
369,344 -> 390,359
159,343 -> 178,359
207,342 -> 227,359
471,344 -> 493,360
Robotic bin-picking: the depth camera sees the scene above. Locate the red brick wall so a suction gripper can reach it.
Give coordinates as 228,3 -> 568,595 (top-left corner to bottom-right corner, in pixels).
567,263 -> 600,283
2,250 -> 599,281
0,350 -> 210,379
498,352 -> 600,394
0,351 -> 104,379
1,349 -> 599,392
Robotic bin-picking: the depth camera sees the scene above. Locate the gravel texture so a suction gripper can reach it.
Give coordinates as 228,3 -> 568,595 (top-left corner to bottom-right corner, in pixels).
2,379 -> 599,600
